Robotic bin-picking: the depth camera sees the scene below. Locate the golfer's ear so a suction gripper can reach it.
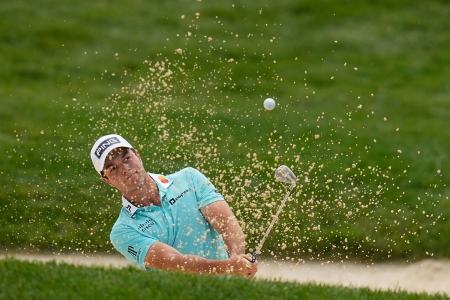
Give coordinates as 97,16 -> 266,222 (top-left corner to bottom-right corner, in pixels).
101,176 -> 113,186
134,149 -> 142,161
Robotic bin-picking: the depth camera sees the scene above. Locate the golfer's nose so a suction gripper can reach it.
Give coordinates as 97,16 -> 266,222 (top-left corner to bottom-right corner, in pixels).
121,162 -> 132,174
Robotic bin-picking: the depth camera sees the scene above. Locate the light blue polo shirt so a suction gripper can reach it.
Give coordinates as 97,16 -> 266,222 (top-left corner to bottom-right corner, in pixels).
110,167 -> 229,270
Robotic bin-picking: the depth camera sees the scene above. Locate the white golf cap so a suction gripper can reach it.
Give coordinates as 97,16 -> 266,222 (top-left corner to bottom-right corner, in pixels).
90,134 -> 133,174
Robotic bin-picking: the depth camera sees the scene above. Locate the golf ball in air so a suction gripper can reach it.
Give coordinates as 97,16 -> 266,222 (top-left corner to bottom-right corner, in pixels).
264,98 -> 276,110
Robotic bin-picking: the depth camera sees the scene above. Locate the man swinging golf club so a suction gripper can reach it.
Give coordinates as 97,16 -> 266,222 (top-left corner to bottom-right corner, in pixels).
90,134 -> 258,277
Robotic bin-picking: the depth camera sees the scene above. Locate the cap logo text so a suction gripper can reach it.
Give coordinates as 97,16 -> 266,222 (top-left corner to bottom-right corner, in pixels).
95,137 -> 120,159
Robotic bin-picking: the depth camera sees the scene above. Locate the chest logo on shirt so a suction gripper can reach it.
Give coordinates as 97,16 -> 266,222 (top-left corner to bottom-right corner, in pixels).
169,188 -> 191,205
138,218 -> 155,233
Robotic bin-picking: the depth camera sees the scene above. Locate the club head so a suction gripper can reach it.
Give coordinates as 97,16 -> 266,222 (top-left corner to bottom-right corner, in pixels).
275,165 -> 297,185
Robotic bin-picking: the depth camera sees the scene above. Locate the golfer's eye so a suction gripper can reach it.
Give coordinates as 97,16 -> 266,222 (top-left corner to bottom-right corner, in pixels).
124,155 -> 131,162
110,166 -> 117,172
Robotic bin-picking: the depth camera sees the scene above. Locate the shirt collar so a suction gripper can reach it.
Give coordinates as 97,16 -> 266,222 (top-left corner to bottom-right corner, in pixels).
121,172 -> 173,217
122,195 -> 138,216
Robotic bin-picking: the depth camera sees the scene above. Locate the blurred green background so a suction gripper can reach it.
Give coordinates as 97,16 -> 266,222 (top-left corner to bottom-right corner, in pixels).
1,0 -> 449,262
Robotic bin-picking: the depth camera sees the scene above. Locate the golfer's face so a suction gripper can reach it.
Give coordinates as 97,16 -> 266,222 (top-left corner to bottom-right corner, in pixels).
102,148 -> 146,192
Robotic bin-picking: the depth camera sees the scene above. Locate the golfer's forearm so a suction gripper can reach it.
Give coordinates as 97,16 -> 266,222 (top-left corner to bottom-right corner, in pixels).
150,254 -> 231,275
222,223 -> 246,255
201,201 -> 246,255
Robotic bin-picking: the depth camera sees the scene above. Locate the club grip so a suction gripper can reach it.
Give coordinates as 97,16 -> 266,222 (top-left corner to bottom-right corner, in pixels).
250,250 -> 258,263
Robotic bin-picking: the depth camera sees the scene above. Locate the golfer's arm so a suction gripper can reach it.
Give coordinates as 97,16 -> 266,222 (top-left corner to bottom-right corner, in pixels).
144,242 -> 230,274
201,200 -> 246,256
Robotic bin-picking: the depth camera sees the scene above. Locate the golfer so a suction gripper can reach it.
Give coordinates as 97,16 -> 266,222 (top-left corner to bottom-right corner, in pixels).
90,134 -> 258,277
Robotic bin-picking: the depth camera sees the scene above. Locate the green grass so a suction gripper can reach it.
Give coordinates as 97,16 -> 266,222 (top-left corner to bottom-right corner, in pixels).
1,0 -> 450,265
1,258 -> 448,300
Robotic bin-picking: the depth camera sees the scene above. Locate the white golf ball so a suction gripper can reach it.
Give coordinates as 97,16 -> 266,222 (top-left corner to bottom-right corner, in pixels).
263,98 -> 276,110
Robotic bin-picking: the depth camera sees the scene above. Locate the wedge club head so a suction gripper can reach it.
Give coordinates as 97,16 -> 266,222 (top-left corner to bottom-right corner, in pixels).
251,165 -> 297,263
275,165 -> 296,186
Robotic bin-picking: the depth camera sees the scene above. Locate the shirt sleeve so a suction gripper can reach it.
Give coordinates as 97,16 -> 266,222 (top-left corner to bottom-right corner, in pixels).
110,223 -> 158,270
186,167 -> 224,208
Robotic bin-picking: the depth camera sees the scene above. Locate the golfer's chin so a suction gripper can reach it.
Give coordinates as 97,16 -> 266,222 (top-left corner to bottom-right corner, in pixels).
120,176 -> 145,193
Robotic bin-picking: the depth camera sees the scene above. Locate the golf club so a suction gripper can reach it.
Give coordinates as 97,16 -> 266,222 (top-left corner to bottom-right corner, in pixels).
251,165 -> 297,262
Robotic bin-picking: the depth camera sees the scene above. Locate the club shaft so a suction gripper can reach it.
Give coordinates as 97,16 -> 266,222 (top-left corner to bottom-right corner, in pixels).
254,183 -> 295,256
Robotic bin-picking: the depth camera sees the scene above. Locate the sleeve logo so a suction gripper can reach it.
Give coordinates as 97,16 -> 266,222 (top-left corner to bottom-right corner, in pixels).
128,245 -> 138,259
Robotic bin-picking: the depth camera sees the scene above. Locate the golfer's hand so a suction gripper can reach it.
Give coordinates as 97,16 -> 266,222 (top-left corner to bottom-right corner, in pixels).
228,254 -> 258,278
